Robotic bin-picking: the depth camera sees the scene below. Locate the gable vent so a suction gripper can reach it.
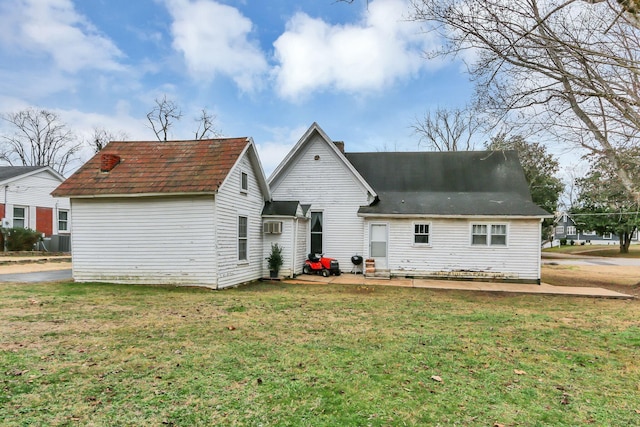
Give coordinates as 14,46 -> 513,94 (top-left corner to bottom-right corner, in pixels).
100,153 -> 121,172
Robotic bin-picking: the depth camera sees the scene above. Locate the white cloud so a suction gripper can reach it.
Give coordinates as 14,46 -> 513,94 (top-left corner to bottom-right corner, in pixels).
165,0 -> 268,92
255,125 -> 309,177
0,0 -> 124,73
272,0 -> 436,101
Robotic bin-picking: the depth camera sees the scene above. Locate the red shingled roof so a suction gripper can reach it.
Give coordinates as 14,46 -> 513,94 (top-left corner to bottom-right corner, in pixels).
52,138 -> 250,197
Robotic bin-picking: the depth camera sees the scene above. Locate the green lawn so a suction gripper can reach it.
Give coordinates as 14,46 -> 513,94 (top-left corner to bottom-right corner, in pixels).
1,282 -> 639,426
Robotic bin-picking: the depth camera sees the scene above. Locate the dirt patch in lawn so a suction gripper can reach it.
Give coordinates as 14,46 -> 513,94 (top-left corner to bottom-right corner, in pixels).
542,264 -> 640,296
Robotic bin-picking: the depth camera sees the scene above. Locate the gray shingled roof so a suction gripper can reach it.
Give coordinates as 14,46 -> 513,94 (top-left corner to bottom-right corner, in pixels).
262,201 -> 301,216
0,166 -> 45,182
344,150 -> 551,217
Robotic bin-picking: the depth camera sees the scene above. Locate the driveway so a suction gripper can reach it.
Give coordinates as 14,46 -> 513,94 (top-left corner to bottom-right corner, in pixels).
542,252 -> 640,266
0,269 -> 72,282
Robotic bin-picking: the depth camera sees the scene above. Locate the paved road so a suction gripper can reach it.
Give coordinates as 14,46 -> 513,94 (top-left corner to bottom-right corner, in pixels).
542,253 -> 640,266
0,269 -> 72,282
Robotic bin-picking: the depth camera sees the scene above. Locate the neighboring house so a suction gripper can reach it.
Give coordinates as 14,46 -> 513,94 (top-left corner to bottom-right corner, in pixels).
52,138 -> 271,289
0,166 -> 71,251
553,211 -> 638,245
269,123 -> 551,283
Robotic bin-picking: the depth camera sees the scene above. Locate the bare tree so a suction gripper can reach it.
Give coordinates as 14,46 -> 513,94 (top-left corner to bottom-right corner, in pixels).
87,126 -> 129,153
412,106 -> 481,151
410,0 -> 640,201
146,95 -> 182,142
194,108 -> 222,140
0,108 -> 81,174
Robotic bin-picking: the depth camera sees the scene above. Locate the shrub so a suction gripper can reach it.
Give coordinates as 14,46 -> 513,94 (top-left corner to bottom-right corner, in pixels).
266,243 -> 283,274
560,238 -> 567,246
3,228 -> 43,251
570,239 -> 575,246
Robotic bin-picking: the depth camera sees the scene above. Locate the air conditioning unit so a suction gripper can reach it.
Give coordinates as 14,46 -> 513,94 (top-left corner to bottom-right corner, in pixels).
263,221 -> 283,234
1,218 -> 11,228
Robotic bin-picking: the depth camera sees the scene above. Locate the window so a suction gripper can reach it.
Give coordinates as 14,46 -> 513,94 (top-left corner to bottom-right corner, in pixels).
472,223 -> 507,246
583,230 -> 596,236
58,210 -> 69,232
414,223 -> 430,244
491,224 -> 507,245
472,224 -> 488,245
238,216 -> 248,261
13,206 -> 26,228
555,226 -> 564,235
310,212 -> 323,254
603,232 -> 612,240
240,171 -> 248,193
566,226 -> 576,236
562,214 -> 567,223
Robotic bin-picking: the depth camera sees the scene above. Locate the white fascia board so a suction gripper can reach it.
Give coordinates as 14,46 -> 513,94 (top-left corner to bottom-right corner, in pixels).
268,122 -> 377,198
68,192 -> 217,199
357,213 -> 553,220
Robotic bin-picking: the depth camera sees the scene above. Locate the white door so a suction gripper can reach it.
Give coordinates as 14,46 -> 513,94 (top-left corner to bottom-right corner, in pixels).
370,224 -> 388,269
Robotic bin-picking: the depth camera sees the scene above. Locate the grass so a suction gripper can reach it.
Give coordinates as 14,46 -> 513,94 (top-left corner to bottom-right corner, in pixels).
1,281 -> 639,426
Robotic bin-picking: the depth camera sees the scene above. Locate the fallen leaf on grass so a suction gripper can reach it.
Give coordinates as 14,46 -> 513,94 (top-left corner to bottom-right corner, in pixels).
514,369 -> 526,375
227,326 -> 236,331
494,423 -> 505,427
431,375 -> 442,382
635,409 -> 640,414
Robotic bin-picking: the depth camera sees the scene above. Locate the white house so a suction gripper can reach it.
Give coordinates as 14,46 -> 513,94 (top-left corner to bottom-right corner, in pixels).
269,123 -> 551,283
54,123 -> 550,287
52,138 -> 271,288
0,166 -> 71,251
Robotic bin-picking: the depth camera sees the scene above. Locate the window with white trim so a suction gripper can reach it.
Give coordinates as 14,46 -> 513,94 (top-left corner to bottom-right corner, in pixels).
603,232 -> 612,240
58,210 -> 69,232
472,223 -> 507,246
471,224 -> 488,245
583,230 -> 596,236
566,226 -> 576,236
238,216 -> 248,261
240,171 -> 248,193
13,206 -> 26,228
414,223 -> 430,245
490,224 -> 507,245
555,226 -> 564,235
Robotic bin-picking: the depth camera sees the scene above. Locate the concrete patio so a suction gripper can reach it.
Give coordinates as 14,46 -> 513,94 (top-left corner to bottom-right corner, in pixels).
282,273 -> 635,299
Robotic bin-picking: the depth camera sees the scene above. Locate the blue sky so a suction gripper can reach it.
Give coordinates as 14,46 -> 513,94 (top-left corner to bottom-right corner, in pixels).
0,0 -> 475,176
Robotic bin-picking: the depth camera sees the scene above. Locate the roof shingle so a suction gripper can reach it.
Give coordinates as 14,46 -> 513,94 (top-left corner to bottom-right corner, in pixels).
52,138 -> 250,197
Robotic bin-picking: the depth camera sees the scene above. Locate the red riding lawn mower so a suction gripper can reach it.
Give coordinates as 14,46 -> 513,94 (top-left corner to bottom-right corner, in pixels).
303,253 -> 341,277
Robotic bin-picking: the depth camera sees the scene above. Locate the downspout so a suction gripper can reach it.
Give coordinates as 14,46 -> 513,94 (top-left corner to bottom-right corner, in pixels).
2,185 -> 7,252
291,217 -> 298,278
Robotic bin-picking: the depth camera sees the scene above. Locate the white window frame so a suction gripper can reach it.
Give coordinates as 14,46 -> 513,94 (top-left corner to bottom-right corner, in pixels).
238,216 -> 248,262
603,232 -> 612,240
58,209 -> 70,233
583,230 -> 596,236
471,223 -> 508,247
310,211 -> 323,255
566,226 -> 576,236
13,206 -> 27,229
555,226 -> 565,235
240,170 -> 248,194
413,222 -> 431,246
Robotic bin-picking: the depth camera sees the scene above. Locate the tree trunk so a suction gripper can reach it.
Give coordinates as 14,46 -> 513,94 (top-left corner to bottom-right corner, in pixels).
619,232 -> 632,254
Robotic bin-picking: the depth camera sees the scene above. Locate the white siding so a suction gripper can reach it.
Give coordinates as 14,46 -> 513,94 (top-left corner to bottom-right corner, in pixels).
70,196 -> 217,285
215,153 -> 266,288
294,218 -> 309,275
368,217 -> 542,281
1,169 -> 69,232
271,134 -> 371,270
263,219 -> 294,278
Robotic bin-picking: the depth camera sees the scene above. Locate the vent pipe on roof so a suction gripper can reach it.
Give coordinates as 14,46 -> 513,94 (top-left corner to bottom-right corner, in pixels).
334,141 -> 345,153
100,153 -> 121,172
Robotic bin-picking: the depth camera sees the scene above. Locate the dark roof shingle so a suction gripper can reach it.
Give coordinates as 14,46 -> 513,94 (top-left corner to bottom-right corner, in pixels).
52,138 -> 250,197
345,150 -> 551,217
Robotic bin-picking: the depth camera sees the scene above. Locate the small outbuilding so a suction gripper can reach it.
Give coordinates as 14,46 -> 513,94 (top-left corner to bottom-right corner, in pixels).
52,138 -> 270,288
